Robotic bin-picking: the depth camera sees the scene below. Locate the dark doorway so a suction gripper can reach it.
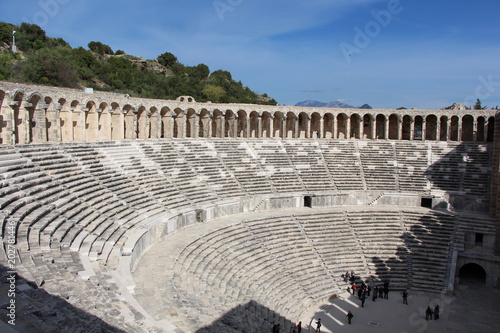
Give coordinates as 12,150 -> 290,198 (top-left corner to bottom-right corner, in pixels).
459,263 -> 486,285
304,196 -> 312,208
421,197 -> 432,208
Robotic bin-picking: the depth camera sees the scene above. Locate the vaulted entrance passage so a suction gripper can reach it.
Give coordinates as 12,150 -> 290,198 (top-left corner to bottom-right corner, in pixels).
458,263 -> 486,285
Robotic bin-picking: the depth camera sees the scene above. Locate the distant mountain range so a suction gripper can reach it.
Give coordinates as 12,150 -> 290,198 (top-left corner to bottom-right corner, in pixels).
295,100 -> 372,109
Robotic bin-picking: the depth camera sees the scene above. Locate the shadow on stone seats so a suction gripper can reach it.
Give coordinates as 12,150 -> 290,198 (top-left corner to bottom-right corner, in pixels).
195,300 -> 295,333
0,264 -> 127,333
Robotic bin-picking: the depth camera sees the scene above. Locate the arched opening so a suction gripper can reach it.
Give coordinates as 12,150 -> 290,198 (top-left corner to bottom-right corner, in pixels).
350,114 -> 361,139
402,115 -> 411,140
363,114 -> 373,139
413,116 -> 423,140
388,114 -> 399,140
461,115 -> 474,141
375,114 -> 386,139
337,113 -> 347,139
458,263 -> 486,285
425,115 -> 438,140
439,116 -> 448,141
486,116 -> 495,142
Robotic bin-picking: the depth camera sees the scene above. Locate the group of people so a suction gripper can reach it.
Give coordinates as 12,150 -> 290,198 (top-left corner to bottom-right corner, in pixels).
426,305 -> 440,320
283,277 -> 440,332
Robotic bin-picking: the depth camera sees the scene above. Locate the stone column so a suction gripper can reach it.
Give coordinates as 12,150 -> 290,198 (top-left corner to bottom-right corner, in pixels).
410,118 -> 415,141
319,117 -> 324,139
384,117 -> 389,140
220,113 -> 226,138
436,117 -> 441,141
193,113 -> 199,138
1,99 -> 14,145
422,119 -> 427,141
346,117 -> 351,139
257,115 -> 262,138
447,118 -> 452,141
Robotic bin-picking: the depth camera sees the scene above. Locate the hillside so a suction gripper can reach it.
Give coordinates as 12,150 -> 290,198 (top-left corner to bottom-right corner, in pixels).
0,21 -> 277,105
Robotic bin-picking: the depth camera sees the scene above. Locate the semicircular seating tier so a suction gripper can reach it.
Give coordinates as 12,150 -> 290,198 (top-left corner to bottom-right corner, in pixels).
0,139 -> 495,332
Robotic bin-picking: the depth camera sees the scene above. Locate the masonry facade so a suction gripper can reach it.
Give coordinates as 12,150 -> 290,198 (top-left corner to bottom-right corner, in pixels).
0,82 -> 497,145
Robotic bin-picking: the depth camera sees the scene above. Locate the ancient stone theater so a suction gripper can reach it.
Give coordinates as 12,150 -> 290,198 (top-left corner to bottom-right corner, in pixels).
0,82 -> 499,332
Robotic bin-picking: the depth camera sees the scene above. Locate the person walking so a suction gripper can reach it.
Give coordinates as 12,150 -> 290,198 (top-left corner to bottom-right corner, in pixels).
346,310 -> 354,324
434,305 -> 440,320
315,318 -> 322,333
361,293 -> 366,307
402,290 -> 408,304
425,306 -> 433,320
351,284 -> 357,296
372,286 -> 378,302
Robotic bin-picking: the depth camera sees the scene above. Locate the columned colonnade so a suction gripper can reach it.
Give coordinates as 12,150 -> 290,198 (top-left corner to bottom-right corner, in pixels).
0,83 -> 497,145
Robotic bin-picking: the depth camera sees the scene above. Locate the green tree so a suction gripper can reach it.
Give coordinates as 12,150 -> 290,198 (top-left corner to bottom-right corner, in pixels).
157,52 -> 177,67
88,41 -> 114,55
202,84 -> 226,102
17,22 -> 47,51
21,48 -> 78,87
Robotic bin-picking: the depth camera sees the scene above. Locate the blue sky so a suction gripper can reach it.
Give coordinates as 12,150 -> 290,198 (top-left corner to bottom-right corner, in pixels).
1,0 -> 499,109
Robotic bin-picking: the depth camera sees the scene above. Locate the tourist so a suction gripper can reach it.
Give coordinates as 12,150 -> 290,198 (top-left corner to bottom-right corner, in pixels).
402,290 -> 408,304
346,286 -> 351,295
272,323 -> 280,333
372,286 -> 378,301
315,318 -> 322,333
296,321 -> 302,333
378,285 -> 384,298
434,305 -> 440,320
383,281 -> 389,299
351,283 -> 357,296
346,310 -> 354,324
425,306 -> 433,320
361,293 -> 366,307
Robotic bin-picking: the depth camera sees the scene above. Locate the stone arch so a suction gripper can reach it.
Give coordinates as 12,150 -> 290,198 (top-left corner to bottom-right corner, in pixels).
85,100 -> 98,142
461,115 -> 474,142
450,115 -> 460,141
298,112 -> 309,139
98,102 -> 112,141
375,114 -> 386,139
388,113 -> 399,140
249,111 -> 260,138
236,110 -> 247,138
363,114 -> 374,139
323,113 -> 334,139
337,113 -> 348,139
123,105 -> 136,140
310,112 -> 321,138
402,115 -> 412,140
439,115 -> 448,141
458,262 -> 486,285
149,107 -> 159,139
111,102 -> 122,140
273,112 -> 285,138
173,108 -> 185,138
26,93 -> 44,143
486,116 -> 495,142
350,113 -> 361,139
225,110 -> 237,138
137,106 -> 149,140
425,114 -> 438,141
185,108 -> 197,138
476,116 -> 486,142
11,91 -> 25,144
160,107 -> 171,139
58,98 -> 71,142
413,115 -> 423,140
0,89 -> 5,144
198,109 -> 210,138
261,111 -> 272,138
70,100 -> 82,142
43,96 -> 57,142
211,109 -> 223,138
285,112 -> 297,138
